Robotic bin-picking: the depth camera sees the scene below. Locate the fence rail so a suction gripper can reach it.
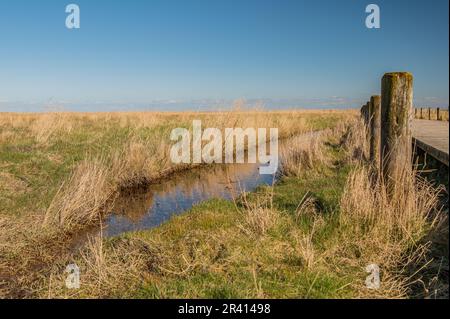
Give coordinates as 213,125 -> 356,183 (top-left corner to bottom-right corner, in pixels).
414,107 -> 449,121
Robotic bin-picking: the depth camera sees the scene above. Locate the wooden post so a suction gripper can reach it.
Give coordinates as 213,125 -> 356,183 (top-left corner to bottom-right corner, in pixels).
365,102 -> 370,125
420,107 -> 423,119
428,107 -> 431,120
361,104 -> 368,124
369,95 -> 381,172
381,72 -> 413,185
437,107 -> 440,121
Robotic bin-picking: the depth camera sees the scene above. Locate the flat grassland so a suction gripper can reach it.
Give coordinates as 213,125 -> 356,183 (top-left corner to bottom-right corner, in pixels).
0,110 -> 447,299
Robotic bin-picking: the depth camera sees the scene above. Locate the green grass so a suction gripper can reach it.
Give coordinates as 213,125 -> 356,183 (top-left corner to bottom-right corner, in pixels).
6,114 -> 441,299
116,142 -> 357,299
1,111 -> 365,298
0,111 -> 349,219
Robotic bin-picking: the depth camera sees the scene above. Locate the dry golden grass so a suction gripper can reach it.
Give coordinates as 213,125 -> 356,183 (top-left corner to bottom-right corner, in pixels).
43,159 -> 114,230
3,109 -> 446,299
292,220 -> 322,271
328,117 -> 447,298
0,172 -> 29,194
23,118 -> 447,299
338,119 -> 368,163
280,132 -> 329,176
237,188 -> 277,238
0,108 -> 355,298
41,234 -> 154,298
336,166 -> 445,298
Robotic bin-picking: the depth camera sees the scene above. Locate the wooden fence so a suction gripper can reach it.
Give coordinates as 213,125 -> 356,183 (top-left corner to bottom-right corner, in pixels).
414,107 -> 449,121
361,72 -> 413,186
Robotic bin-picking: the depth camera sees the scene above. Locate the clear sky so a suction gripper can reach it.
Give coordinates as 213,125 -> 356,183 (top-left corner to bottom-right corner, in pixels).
0,0 -> 448,111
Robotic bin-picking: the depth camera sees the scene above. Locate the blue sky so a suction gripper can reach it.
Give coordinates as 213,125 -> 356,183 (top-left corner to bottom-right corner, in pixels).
0,0 -> 448,111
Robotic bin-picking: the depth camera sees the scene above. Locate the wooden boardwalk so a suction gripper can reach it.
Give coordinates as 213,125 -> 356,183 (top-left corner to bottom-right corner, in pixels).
412,119 -> 449,166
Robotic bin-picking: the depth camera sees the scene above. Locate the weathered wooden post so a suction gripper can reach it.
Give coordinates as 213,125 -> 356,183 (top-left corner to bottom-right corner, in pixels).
364,102 -> 370,125
437,108 -> 440,121
380,72 -> 413,186
369,95 -> 381,171
428,107 -> 431,120
361,104 -> 365,122
420,107 -> 423,119
361,104 -> 368,124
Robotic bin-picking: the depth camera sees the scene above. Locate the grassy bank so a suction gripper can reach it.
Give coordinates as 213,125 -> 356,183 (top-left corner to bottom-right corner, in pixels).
39,122 -> 448,299
0,110 -> 347,220
0,109 -> 354,298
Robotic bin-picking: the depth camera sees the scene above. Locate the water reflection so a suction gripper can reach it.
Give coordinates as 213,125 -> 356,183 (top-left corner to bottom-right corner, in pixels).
105,162 -> 277,237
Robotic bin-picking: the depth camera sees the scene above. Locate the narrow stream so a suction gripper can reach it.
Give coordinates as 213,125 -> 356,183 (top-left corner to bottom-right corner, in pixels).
105,162 -> 277,237
101,132 -> 318,238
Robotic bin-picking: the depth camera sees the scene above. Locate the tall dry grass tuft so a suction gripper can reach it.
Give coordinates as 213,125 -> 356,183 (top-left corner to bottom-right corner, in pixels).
241,206 -> 277,237
43,159 -> 114,230
337,166 -> 445,297
294,192 -> 320,220
338,118 -> 368,163
30,113 -> 75,144
237,188 -> 278,237
291,218 -> 323,271
42,136 -> 170,232
280,132 -> 327,176
111,137 -> 170,189
43,235 -> 157,298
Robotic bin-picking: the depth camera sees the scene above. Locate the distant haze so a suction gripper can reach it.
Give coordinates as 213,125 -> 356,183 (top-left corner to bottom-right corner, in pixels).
0,97 -> 448,113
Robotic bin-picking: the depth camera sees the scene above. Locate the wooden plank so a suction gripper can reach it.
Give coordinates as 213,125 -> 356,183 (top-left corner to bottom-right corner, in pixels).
412,119 -> 449,166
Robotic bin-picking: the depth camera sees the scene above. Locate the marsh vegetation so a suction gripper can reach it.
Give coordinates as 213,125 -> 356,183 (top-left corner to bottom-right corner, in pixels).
0,109 -> 447,299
